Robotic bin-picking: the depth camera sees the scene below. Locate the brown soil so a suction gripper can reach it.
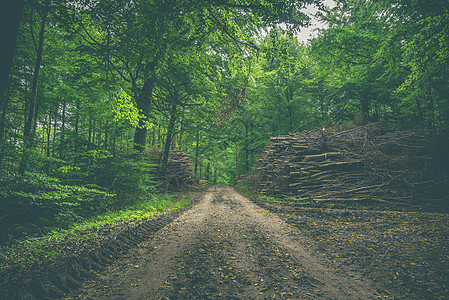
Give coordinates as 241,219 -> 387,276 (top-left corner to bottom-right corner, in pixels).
4,186 -> 448,299
251,198 -> 449,299
67,186 -> 389,299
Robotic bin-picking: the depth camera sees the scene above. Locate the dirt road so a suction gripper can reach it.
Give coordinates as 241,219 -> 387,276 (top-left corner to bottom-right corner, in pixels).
70,186 -> 384,299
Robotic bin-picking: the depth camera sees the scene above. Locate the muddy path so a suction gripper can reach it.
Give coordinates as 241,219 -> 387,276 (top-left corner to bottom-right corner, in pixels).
69,186 -> 385,299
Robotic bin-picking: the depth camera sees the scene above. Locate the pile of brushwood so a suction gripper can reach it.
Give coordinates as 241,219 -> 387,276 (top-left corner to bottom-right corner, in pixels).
148,148 -> 198,191
251,123 -> 449,205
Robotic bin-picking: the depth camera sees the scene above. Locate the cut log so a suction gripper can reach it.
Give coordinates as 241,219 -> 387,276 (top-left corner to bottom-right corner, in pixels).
303,152 -> 343,162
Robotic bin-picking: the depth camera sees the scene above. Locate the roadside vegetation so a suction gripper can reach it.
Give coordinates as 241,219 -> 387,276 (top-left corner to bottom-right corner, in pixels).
0,191 -> 191,272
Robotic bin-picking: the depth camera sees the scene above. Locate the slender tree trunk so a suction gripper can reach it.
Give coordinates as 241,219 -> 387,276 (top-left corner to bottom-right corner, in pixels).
0,94 -> 8,145
19,2 -> 49,174
413,91 -> 424,129
41,126 -> 45,154
276,101 -> 281,136
74,100 -> 79,159
92,119 -> 96,146
171,132 -> 177,150
157,121 -> 161,147
97,131 -> 101,147
245,123 -> 249,173
104,128 -> 108,148
179,112 -> 184,150
286,86 -> 293,132
52,107 -> 57,157
46,115 -> 51,158
88,112 -> 92,144
45,113 -> 51,173
133,79 -> 154,153
59,100 -> 66,159
0,88 -> 10,171
194,129 -> 200,176
31,93 -> 41,139
235,140 -> 240,180
427,84 -> 435,133
161,101 -> 177,174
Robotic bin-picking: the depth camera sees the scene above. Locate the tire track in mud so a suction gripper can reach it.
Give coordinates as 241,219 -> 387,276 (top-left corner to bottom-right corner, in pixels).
1,202 -> 195,299
69,186 -> 385,299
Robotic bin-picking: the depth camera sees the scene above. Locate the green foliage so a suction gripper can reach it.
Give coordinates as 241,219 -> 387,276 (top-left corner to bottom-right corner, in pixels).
110,87 -> 141,128
65,150 -> 159,200
0,172 -> 115,244
311,0 -> 449,131
97,154 -> 158,201
0,193 -> 191,270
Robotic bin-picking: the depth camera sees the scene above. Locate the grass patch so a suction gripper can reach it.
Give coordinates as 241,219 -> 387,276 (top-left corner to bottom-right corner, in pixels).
0,193 -> 192,272
70,193 -> 188,230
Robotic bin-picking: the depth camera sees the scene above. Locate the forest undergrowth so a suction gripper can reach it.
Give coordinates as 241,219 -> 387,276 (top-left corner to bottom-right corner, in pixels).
0,191 -> 192,274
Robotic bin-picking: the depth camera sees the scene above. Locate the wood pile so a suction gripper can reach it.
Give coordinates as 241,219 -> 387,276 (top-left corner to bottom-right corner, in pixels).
148,148 -> 198,190
251,123 -> 448,203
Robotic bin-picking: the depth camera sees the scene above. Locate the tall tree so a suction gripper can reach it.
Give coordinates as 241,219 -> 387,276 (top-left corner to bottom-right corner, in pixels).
19,0 -> 50,174
0,0 -> 25,100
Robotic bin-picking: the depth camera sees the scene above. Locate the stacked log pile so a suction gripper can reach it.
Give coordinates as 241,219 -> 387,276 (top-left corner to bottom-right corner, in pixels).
251,124 -> 448,202
148,148 -> 198,190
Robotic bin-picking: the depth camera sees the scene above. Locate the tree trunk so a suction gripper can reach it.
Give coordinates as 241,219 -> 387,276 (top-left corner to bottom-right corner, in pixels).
19,2 -> 49,174
88,113 -> 92,144
276,101 -> 281,136
194,129 -> 200,176
59,100 -> 66,159
286,85 -> 294,132
0,88 -> 10,171
360,92 -> 370,124
92,119 -> 96,145
427,83 -> 435,134
133,79 -> 154,153
179,112 -> 184,150
0,0 -> 24,105
157,121 -> 161,147
97,131 -> 101,147
161,100 -> 177,174
245,122 -> 249,173
104,127 -> 108,148
45,112 -> 51,173
171,132 -> 177,149
74,99 -> 80,159
52,106 -> 57,157
235,140 -> 240,180
46,113 -> 51,158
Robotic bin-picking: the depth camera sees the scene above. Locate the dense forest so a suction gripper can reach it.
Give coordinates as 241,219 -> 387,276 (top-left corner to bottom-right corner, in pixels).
1,0 -> 449,244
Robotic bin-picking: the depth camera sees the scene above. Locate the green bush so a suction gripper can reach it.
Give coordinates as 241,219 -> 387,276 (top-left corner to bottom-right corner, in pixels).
0,172 -> 115,244
66,150 -> 159,202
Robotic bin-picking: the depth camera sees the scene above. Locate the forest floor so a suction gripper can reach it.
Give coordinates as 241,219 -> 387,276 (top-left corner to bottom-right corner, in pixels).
3,185 -> 448,299
60,185 -> 448,299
